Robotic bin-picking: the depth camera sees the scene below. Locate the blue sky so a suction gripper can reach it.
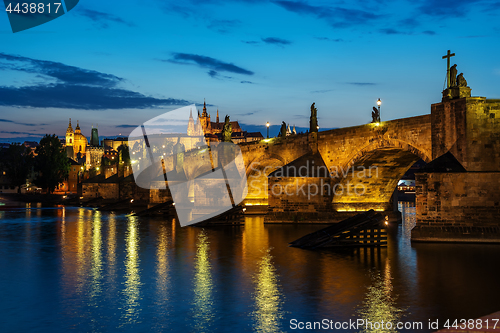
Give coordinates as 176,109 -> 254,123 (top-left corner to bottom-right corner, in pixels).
1,0 -> 500,142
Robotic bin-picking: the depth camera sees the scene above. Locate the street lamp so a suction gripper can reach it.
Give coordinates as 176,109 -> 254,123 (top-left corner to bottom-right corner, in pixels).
377,98 -> 382,122
266,122 -> 270,138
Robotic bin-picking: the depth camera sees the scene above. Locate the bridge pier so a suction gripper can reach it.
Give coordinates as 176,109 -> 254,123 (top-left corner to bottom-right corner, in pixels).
412,91 -> 500,242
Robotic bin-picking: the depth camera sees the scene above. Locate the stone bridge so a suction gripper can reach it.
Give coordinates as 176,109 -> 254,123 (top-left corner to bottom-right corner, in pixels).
239,114 -> 432,211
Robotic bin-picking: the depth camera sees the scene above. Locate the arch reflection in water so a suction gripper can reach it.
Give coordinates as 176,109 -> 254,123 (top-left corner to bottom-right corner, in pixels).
122,215 -> 142,322
252,250 -> 284,333
191,231 -> 214,332
357,259 -> 405,333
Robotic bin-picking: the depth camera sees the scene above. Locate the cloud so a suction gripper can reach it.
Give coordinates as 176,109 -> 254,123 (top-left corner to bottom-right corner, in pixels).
116,124 -> 138,128
315,37 -> 344,42
0,118 -> 47,126
207,70 -> 232,80
240,80 -> 254,84
379,28 -> 412,35
417,0 -> 482,17
0,84 -> 190,109
207,19 -> 241,33
261,37 -> 292,45
272,0 -> 381,28
235,112 -> 255,116
78,8 -> 135,29
0,52 -> 122,87
166,53 -> 254,75
422,30 -> 436,35
0,53 -> 190,109
0,130 -> 41,136
242,40 -> 260,44
346,82 -> 377,86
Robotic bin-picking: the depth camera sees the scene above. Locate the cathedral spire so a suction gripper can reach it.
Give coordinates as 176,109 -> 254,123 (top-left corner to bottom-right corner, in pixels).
66,118 -> 73,134
202,98 -> 208,117
216,109 -> 219,123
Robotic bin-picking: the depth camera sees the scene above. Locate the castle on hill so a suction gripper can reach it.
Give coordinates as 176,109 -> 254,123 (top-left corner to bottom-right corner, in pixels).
187,100 -> 261,143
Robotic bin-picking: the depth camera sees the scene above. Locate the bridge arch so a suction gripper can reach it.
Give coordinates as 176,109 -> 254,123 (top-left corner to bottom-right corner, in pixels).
245,153 -> 287,205
338,138 -> 431,174
331,143 -> 426,212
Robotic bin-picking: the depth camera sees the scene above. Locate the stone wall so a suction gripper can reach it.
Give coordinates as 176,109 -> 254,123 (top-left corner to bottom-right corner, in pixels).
431,97 -> 500,172
267,177 -> 333,213
82,183 -> 119,199
412,172 -> 500,242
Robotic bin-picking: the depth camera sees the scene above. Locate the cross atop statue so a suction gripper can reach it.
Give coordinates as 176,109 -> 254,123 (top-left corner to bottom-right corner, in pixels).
442,50 -> 455,88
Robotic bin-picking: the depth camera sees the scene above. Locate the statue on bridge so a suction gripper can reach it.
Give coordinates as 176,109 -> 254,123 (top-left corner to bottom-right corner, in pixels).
450,64 -> 458,87
372,107 -> 380,123
279,121 -> 287,137
222,115 -> 232,142
310,103 -> 318,133
457,73 -> 468,87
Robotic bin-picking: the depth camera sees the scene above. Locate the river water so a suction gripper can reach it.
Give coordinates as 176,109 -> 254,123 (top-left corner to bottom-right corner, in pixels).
0,202 -> 499,332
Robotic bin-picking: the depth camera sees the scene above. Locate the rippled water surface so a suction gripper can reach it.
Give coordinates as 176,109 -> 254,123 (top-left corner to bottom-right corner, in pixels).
0,203 -> 499,332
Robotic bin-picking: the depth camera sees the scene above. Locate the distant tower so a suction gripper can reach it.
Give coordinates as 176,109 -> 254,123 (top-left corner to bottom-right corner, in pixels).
187,109 -> 195,136
286,123 -> 291,136
65,118 -> 75,159
90,123 -> 99,147
216,109 -> 219,123
200,99 -> 211,133
293,125 -> 296,135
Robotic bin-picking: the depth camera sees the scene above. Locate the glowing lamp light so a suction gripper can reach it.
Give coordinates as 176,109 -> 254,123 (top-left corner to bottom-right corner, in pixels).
377,98 -> 382,106
130,199 -> 134,203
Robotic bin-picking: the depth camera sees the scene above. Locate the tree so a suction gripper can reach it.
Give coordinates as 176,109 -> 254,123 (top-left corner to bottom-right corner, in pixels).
34,134 -> 70,193
1,144 -> 34,193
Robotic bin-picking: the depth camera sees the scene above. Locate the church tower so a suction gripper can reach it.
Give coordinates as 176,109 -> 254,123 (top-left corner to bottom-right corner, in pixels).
90,124 -> 99,147
66,118 -> 74,146
199,99 -> 211,133
216,109 -> 219,123
65,118 -> 75,159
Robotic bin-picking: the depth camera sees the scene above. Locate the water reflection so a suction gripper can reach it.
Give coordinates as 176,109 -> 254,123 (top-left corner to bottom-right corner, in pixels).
252,250 -> 284,333
191,231 -> 214,332
358,259 -> 404,333
91,210 -> 103,298
156,222 -> 170,304
398,201 -> 416,243
122,215 -> 142,322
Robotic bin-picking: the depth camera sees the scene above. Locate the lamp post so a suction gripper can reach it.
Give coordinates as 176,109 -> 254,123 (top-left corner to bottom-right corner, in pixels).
266,122 -> 270,138
377,98 -> 382,122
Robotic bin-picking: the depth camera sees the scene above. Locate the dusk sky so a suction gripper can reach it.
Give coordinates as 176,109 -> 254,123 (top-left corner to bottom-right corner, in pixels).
1,0 -> 500,142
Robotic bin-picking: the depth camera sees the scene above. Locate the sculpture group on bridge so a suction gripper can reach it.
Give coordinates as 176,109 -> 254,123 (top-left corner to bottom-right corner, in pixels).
449,64 -> 468,88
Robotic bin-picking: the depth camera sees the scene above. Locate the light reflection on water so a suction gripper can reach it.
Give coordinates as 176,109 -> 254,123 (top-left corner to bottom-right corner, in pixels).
191,231 -> 215,332
123,214 -> 142,324
357,259 -> 405,333
252,250 -> 284,333
0,203 -> 499,332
